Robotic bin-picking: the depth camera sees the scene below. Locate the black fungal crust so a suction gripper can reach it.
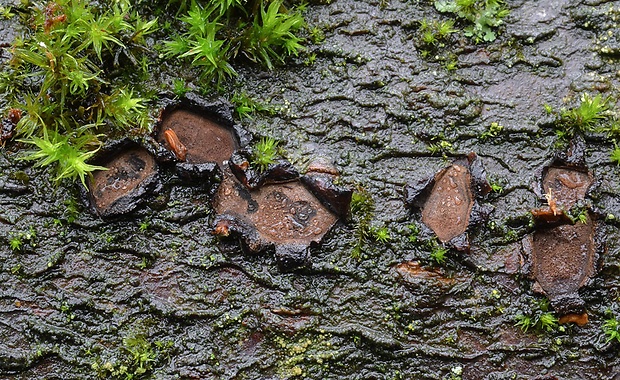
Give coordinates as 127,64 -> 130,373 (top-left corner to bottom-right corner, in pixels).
300,172 -> 353,220
5,0 -> 620,377
213,213 -> 267,254
229,150 -> 300,190
403,152 -> 493,251
174,161 -> 222,186
213,212 -> 314,271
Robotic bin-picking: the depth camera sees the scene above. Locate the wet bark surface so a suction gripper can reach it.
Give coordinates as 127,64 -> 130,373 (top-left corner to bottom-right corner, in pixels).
2,0 -> 620,379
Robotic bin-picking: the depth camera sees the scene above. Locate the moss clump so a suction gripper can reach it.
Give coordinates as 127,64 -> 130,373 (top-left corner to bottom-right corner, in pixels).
349,188 -> 390,259
1,0 -> 156,187
434,0 -> 509,43
556,93 -> 610,137
514,298 -> 561,334
163,0 -> 306,86
251,136 -> 279,172
547,93 -> 620,165
1,0 -> 311,187
91,333 -> 173,379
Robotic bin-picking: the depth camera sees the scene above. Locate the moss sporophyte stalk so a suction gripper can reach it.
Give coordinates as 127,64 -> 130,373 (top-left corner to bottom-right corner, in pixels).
1,0 -> 308,188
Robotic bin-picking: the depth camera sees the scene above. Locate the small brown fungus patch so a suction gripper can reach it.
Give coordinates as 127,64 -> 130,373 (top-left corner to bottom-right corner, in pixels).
527,215 -> 597,314
526,154 -> 601,316
1,109 -> 21,144
421,164 -> 474,243
89,147 -> 157,215
394,261 -> 457,287
558,313 -> 589,326
213,172 -> 338,246
542,167 -> 593,210
158,109 -> 238,166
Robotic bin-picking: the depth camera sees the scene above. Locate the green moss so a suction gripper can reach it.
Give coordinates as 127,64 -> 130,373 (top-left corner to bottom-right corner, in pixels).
19,129 -> 107,187
611,144 -> 620,165
92,333 -> 173,379
309,26 -> 326,44
558,93 -> 609,136
139,219 -> 151,232
537,312 -> 559,332
9,236 -> 22,251
549,93 -> 620,165
565,206 -> 589,225
434,0 -> 509,43
428,240 -> 449,264
371,226 -> 391,243
514,298 -> 560,334
603,315 -> 620,343
480,122 -> 504,140
349,188 -> 375,259
273,332 -> 338,379
172,78 -> 190,97
245,0 -> 306,69
62,197 -> 81,224
406,223 -> 420,243
350,189 -> 375,217
8,226 -> 37,252
231,91 -> 274,119
2,0 -> 155,187
163,5 -> 235,84
427,139 -> 453,155
419,18 -> 456,48
251,136 -> 279,172
0,5 -> 15,19
490,182 -> 503,193
163,0 -> 306,83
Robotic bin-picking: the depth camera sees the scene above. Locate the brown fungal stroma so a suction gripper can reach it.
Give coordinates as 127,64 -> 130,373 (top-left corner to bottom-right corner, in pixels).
89,147 -> 158,217
524,151 -> 601,318
542,167 -> 593,210
526,216 -> 597,314
421,164 -> 474,243
213,171 -> 338,246
157,109 -> 238,166
405,153 -> 491,250
212,149 -> 351,269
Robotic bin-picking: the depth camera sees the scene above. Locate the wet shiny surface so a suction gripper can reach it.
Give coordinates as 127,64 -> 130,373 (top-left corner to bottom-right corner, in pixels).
529,216 -> 598,313
542,167 -> 593,210
90,147 -> 157,215
2,0 -> 620,378
214,171 -> 338,245
158,109 -> 238,166
421,164 -> 473,243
